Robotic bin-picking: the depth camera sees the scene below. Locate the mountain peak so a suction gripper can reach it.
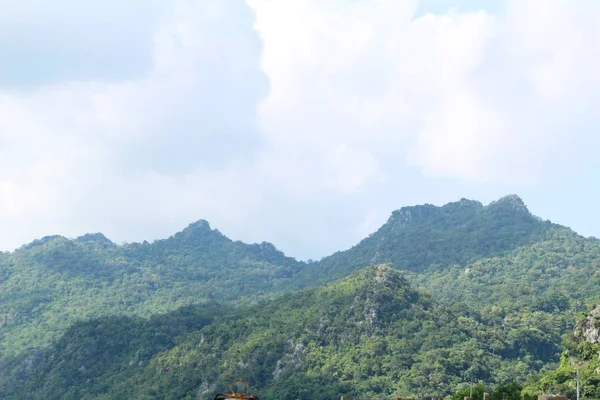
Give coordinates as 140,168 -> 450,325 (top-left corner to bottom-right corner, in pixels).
164,219 -> 229,247
177,219 -> 222,238
328,264 -> 414,302
301,194 -> 554,285
317,264 -> 421,327
486,194 -> 529,213
184,219 -> 212,231
76,233 -> 114,246
388,198 -> 484,230
348,264 -> 407,289
20,235 -> 68,251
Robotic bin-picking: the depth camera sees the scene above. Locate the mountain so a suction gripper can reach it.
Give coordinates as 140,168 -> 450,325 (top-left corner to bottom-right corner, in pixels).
2,194 -> 600,398
2,196 -> 599,355
290,195 -> 600,370
0,220 -> 301,355
295,195 -> 558,288
0,265 -> 563,400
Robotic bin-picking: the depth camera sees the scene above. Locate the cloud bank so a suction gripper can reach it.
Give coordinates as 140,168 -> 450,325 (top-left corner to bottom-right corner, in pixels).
1,0 -> 599,258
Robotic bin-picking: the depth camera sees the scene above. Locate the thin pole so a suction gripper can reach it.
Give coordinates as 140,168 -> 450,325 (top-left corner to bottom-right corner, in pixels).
470,383 -> 473,399
577,369 -> 580,400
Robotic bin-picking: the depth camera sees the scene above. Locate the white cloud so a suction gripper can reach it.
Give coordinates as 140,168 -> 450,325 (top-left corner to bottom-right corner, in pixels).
250,0 -> 600,187
249,0 -> 503,189
246,0 -> 600,251
0,0 -> 268,249
1,0 -> 600,258
408,0 -> 600,182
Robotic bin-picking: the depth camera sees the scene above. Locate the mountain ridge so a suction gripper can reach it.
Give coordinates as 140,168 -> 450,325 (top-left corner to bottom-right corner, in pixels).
2,194 -> 600,398
0,194 -> 543,257
292,194 -> 561,289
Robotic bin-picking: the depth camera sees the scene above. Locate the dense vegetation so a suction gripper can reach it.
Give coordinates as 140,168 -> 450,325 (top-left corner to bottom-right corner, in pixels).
0,305 -> 221,399
2,194 -> 600,398
0,266 -> 569,399
0,220 -> 300,354
523,305 -> 600,399
296,195 -> 559,287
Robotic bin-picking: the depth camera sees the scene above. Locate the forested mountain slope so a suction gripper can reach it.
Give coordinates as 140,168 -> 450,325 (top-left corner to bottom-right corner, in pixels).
2,194 -> 600,398
408,227 -> 600,313
524,304 -> 600,398
2,195 -> 599,355
295,195 -> 560,288
0,305 -> 221,399
292,195 -> 600,366
0,220 -> 301,354
0,265 -> 566,400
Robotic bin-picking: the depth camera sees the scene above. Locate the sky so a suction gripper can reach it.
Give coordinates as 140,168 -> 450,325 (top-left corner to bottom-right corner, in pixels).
1,0 -> 600,260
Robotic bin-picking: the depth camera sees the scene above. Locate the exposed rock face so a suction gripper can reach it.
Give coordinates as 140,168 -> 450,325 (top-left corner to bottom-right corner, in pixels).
575,305 -> 600,343
272,340 -> 306,380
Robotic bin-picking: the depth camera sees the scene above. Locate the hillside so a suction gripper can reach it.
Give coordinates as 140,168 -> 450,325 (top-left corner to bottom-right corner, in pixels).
2,194 -> 600,398
0,220 -> 301,354
0,305 -> 221,400
0,265 -> 564,400
295,195 -> 559,288
2,196 -> 599,355
408,227 -> 600,313
290,195 -> 600,371
524,304 -> 600,398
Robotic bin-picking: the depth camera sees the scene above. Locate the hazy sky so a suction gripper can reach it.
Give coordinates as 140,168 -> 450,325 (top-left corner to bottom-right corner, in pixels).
1,0 -> 599,260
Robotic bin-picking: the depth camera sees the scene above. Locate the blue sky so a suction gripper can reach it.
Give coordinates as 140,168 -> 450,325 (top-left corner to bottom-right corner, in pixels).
1,0 -> 599,259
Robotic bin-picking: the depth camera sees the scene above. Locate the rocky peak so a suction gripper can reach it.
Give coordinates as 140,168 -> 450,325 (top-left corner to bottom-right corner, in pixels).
76,233 -> 114,246
327,264 -> 411,298
388,204 -> 437,230
333,264 -> 420,327
184,219 -> 212,232
369,264 -> 408,289
486,194 -> 530,214
160,220 -> 230,249
342,264 -> 413,299
387,198 -> 484,231
176,220 -> 223,240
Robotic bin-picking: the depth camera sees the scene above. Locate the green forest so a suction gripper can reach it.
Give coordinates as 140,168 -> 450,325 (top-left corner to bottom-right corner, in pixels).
1,195 -> 599,399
